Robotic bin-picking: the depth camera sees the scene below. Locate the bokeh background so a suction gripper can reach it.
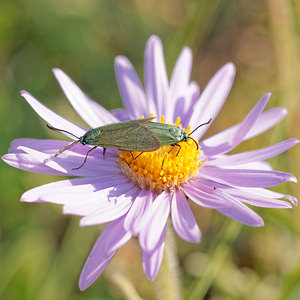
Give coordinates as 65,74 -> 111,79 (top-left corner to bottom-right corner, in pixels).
0,0 -> 299,299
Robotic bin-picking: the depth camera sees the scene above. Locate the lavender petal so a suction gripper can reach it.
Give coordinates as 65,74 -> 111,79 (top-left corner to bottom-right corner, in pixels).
20,90 -> 86,138
215,191 -> 264,226
139,191 -> 170,252
201,107 -> 288,157
188,63 -> 236,140
123,189 -> 153,235
142,230 -> 165,281
144,35 -> 169,118
201,167 -> 297,187
171,189 -> 201,242
53,68 -> 118,127
114,56 -> 148,119
79,184 -> 139,226
206,139 -> 299,166
79,218 -> 132,291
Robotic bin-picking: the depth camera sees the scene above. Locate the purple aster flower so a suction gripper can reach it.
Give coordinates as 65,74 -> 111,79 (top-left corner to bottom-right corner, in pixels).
2,35 -> 298,291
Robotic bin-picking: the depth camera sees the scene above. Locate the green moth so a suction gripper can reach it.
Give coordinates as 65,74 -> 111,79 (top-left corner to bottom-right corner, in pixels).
145,119 -> 211,155
47,117 -> 211,170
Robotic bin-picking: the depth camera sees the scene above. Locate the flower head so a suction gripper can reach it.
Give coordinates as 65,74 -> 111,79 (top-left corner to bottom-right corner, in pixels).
2,35 -> 298,290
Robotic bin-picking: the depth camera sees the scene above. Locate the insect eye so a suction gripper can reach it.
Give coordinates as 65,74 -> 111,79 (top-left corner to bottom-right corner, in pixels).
169,128 -> 177,134
80,137 -> 86,145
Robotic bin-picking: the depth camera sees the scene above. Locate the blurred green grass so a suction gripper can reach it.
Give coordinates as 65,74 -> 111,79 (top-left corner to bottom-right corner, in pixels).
0,0 -> 299,299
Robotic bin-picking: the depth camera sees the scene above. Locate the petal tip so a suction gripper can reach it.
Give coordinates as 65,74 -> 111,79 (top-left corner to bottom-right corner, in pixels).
148,34 -> 161,44
114,56 -> 130,68
263,92 -> 272,101
1,154 -> 8,163
294,139 -> 300,145
256,220 -> 265,227
223,62 -> 236,76
52,68 -> 63,75
78,278 -> 88,291
182,46 -> 192,57
20,90 -> 29,97
293,198 -> 298,206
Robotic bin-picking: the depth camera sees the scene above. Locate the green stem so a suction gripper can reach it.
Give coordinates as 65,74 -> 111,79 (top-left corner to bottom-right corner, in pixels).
186,220 -> 242,300
109,272 -> 144,300
155,222 -> 181,300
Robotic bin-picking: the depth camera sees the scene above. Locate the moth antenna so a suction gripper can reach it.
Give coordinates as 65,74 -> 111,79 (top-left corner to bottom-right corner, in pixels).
46,124 -> 80,140
55,140 -> 80,157
189,118 -> 212,135
188,136 -> 199,150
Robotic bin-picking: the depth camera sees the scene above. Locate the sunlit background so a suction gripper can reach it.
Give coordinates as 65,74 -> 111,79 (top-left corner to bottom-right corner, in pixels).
0,0 -> 299,299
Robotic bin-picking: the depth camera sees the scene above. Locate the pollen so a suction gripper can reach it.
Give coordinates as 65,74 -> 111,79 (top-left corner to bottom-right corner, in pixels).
118,116 -> 204,194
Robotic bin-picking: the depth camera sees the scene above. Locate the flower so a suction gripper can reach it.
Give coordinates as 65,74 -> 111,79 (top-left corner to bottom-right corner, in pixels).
2,35 -> 298,290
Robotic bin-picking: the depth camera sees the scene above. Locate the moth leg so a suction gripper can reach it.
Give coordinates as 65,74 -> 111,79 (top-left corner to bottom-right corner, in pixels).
161,143 -> 182,170
133,152 -> 144,160
118,157 -> 130,167
103,150 -> 130,167
168,143 -> 181,156
161,155 -> 167,170
73,146 -> 97,170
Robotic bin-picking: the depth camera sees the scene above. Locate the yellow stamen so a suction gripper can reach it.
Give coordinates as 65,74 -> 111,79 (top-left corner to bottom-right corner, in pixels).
118,116 -> 204,194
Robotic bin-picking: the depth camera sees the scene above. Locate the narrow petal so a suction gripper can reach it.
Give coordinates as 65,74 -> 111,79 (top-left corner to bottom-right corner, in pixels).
197,179 -> 297,206
139,191 -> 170,252
201,107 -> 287,156
110,108 -> 130,121
170,47 -> 192,100
79,218 -> 132,291
39,143 -> 119,177
173,82 -> 201,126
104,216 -> 132,253
201,167 -> 297,187
188,63 -> 236,140
2,153 -> 64,176
13,144 -> 120,178
181,82 -> 200,129
8,138 -> 92,157
202,93 -> 270,156
206,139 -> 299,166
232,161 -> 273,171
231,93 -> 270,147
181,181 -> 229,208
171,189 -> 201,242
221,188 -> 292,208
206,157 -> 273,171
53,68 -> 118,127
144,35 -> 169,118
123,189 -> 153,235
20,91 -> 86,138
64,181 -> 134,217
142,229 -> 165,281
79,184 -> 139,226
80,250 -> 115,291
20,175 -> 125,204
114,56 -> 148,119
215,191 -> 264,226
243,187 -> 298,206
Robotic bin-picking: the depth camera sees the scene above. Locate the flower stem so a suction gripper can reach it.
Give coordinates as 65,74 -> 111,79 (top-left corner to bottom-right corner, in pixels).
155,222 -> 181,300
110,272 -> 144,300
186,219 -> 242,300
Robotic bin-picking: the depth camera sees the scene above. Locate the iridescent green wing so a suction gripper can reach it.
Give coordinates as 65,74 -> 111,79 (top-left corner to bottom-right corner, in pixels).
88,118 -> 160,152
145,122 -> 185,146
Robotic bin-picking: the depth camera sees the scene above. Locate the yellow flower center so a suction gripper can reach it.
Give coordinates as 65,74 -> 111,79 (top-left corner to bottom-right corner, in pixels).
118,116 -> 204,194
